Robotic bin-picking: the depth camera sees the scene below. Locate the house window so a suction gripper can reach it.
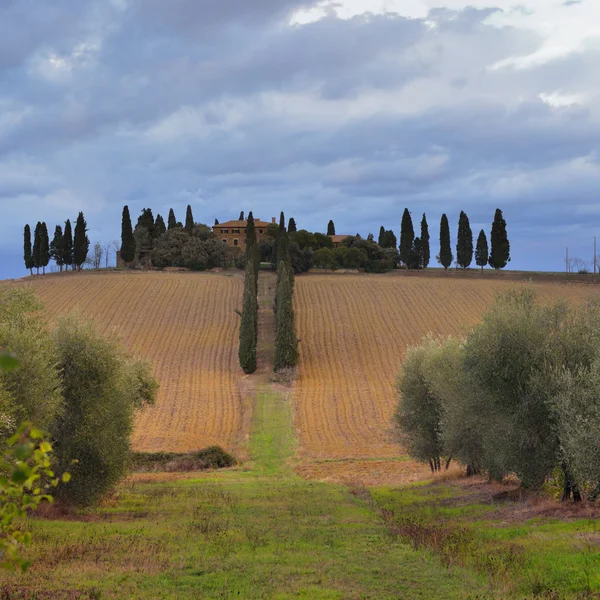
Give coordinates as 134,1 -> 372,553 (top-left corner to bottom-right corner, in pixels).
232,229 -> 241,234
233,239 -> 239,246
258,229 -> 264,234
222,239 -> 227,244
222,229 -> 229,234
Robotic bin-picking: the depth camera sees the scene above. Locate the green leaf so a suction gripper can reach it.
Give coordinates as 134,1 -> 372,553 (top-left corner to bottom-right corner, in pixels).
62,472 -> 71,483
11,468 -> 28,484
0,352 -> 20,372
39,442 -> 52,454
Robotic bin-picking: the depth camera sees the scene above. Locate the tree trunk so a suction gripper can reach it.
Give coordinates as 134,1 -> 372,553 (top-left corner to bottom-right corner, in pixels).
429,459 -> 435,473
445,456 -> 452,470
562,463 -> 582,502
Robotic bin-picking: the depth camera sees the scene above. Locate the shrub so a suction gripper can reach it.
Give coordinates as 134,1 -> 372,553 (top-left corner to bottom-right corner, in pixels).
52,314 -> 157,507
313,248 -> 336,270
130,446 -> 236,472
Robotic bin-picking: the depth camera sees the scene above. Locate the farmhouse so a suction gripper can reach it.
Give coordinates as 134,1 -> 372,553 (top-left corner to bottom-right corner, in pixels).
214,218 -> 274,249
329,235 -> 351,248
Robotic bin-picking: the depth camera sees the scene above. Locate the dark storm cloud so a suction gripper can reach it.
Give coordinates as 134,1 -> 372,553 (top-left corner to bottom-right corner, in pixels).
0,1 -> 599,277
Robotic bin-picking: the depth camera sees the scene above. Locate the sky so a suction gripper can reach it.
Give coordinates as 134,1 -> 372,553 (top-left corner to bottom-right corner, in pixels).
1,0 -> 599,279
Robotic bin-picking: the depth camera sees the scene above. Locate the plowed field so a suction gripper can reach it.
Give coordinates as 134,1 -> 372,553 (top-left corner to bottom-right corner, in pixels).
25,271 -> 243,453
294,275 -> 600,459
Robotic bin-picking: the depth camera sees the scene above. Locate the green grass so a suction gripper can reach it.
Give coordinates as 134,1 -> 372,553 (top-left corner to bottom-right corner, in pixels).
3,388 -> 486,599
371,482 -> 600,598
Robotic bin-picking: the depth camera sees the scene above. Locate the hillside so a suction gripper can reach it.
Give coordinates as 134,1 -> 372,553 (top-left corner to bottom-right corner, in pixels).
20,270 -> 600,465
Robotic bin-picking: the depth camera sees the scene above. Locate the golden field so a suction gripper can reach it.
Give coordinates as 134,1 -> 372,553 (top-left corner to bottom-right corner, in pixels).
293,274 -> 600,460
23,271 -> 244,453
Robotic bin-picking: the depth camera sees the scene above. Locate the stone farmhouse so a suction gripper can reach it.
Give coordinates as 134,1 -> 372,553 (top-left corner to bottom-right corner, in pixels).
213,218 -> 275,249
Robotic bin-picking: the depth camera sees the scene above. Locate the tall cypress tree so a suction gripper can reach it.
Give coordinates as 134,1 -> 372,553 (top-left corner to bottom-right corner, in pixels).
214,218 -> 219,226
185,205 -> 194,232
246,211 -> 260,281
456,211 -> 473,269
399,208 -> 415,267
421,214 -> 430,269
288,217 -> 297,233
168,208 -> 177,230
73,212 -> 90,271
378,226 -> 386,247
50,225 -> 65,272
238,258 -> 258,374
475,229 -> 489,272
39,222 -> 50,275
33,222 -> 42,275
327,220 -> 335,236
155,214 -> 166,237
438,213 -> 453,270
274,260 -> 298,372
23,224 -> 34,275
63,219 -> 74,271
239,211 -> 245,221
120,206 -> 135,264
489,209 -> 510,270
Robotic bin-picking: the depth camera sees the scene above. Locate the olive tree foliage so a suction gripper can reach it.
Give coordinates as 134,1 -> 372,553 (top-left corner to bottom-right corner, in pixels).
394,337 -> 446,472
52,314 -> 157,507
0,289 -> 62,431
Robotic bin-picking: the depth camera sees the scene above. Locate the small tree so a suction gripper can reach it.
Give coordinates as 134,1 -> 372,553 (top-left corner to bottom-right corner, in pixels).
274,261 -> 298,372
456,211 -> 473,269
327,220 -> 335,236
475,229 -> 488,271
73,212 -> 90,271
214,218 -> 219,226
39,223 -> 50,275
421,214 -> 430,269
489,208 -> 510,270
50,225 -> 65,272
437,214 -> 453,270
288,217 -> 297,233
52,314 -> 157,507
399,208 -> 414,267
23,225 -> 34,275
120,205 -> 136,265
238,259 -> 258,374
155,214 -> 166,237
63,219 -> 74,271
168,208 -> 177,230
185,205 -> 194,232
92,242 -> 103,269
394,337 -> 446,472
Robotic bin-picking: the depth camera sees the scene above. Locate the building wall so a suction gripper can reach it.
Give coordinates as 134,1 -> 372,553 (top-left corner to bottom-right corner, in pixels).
214,225 -> 270,249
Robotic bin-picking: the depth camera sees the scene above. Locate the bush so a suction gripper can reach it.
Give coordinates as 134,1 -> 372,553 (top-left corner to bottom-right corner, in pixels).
313,247 -> 336,270
130,446 -> 236,472
52,314 -> 157,507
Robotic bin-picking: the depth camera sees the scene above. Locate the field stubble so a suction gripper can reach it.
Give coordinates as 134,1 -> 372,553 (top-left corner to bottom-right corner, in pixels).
25,271 -> 244,453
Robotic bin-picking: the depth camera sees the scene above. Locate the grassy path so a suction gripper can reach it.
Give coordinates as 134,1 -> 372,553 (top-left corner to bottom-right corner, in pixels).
2,273 -> 486,599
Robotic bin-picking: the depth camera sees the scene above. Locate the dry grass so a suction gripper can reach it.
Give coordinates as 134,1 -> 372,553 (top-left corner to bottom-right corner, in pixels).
23,271 -> 244,453
294,274 -> 600,460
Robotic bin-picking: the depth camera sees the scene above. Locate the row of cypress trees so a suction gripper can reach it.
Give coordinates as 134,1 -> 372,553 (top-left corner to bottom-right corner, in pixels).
399,208 -> 510,270
23,213 -> 89,275
238,213 -> 260,374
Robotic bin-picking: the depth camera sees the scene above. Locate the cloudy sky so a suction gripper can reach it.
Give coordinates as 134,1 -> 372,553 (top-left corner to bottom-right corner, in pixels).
1,0 -> 599,278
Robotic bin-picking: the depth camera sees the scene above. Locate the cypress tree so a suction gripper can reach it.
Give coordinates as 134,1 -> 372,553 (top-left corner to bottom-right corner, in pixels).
50,225 -> 65,272
288,217 -> 297,233
214,218 -> 219,226
185,205 -> 194,232
155,213 -> 166,237
23,224 -> 34,275
246,211 -> 260,280
239,211 -> 245,221
327,220 -> 335,236
475,229 -> 489,272
120,206 -> 136,264
238,258 -> 258,374
378,226 -> 385,246
63,219 -> 74,271
274,261 -> 298,372
39,222 -> 50,275
421,214 -> 430,269
456,211 -> 473,269
168,208 -> 177,230
73,212 -> 90,271
489,209 -> 510,270
399,208 -> 415,267
33,222 -> 42,275
438,214 -> 453,270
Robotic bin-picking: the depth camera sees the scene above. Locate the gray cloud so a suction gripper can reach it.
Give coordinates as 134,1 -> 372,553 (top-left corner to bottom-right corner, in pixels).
1,1 -> 599,277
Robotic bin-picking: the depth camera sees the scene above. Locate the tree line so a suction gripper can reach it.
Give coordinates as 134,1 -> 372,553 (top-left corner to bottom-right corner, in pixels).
395,289 -> 600,502
23,213 -> 90,275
